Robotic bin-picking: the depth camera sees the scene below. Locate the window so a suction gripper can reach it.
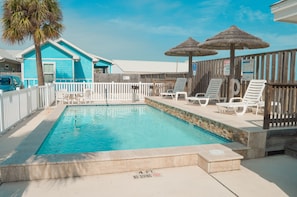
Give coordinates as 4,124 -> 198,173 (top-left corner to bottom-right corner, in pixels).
95,67 -> 108,74
43,63 -> 55,83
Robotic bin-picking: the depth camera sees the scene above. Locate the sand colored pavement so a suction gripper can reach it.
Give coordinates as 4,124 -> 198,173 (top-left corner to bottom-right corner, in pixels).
0,166 -> 234,197
0,163 -> 292,197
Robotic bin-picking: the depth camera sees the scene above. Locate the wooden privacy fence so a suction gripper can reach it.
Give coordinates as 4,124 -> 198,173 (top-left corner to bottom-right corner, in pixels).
141,48 -> 297,129
194,49 -> 297,129
263,83 -> 297,129
194,48 -> 297,96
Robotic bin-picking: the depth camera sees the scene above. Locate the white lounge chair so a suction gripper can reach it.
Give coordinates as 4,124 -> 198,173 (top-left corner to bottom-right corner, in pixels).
216,79 -> 266,115
186,78 -> 224,107
160,78 -> 187,99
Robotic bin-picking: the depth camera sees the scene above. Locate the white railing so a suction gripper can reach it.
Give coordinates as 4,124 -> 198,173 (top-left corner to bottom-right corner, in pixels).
54,82 -> 165,101
0,84 -> 55,133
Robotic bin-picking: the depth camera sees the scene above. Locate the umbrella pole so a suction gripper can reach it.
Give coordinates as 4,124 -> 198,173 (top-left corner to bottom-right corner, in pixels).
188,54 -> 193,77
188,55 -> 193,96
228,44 -> 235,101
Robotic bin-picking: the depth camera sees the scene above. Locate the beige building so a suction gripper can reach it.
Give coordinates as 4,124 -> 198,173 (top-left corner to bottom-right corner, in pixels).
112,59 -> 189,74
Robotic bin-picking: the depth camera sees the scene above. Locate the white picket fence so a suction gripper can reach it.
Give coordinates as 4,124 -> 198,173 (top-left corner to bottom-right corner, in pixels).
0,84 -> 55,133
0,82 -> 165,133
54,82 -> 165,101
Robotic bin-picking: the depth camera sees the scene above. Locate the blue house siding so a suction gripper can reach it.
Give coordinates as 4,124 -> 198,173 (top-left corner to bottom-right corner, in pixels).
22,42 -> 76,86
55,59 -> 74,81
22,58 -> 75,87
23,59 -> 37,77
74,55 -> 93,82
24,43 -> 73,59
19,38 -> 112,87
57,41 -> 93,82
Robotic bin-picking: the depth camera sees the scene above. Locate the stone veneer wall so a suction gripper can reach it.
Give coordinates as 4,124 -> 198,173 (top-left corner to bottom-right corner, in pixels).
145,98 -> 248,145
145,98 -> 267,158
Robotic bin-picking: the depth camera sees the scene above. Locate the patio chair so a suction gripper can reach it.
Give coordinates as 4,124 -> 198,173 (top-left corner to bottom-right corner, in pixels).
216,79 -> 266,115
75,89 -> 92,104
56,89 -> 68,104
160,78 -> 187,99
82,89 -> 92,104
186,78 -> 224,107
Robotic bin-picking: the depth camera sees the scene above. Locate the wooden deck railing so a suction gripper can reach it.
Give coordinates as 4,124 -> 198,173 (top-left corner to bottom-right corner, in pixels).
263,83 -> 297,129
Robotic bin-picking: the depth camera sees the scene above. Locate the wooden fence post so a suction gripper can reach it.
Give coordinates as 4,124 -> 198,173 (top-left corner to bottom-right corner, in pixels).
263,83 -> 271,129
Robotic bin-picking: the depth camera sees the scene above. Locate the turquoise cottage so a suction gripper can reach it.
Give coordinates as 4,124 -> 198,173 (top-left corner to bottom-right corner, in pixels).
17,38 -> 112,87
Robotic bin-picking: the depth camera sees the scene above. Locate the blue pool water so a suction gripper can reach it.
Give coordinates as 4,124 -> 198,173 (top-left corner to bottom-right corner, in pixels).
36,105 -> 230,155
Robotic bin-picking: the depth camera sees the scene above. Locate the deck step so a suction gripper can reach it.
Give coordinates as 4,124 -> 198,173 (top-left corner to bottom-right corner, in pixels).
285,142 -> 297,159
197,146 -> 243,173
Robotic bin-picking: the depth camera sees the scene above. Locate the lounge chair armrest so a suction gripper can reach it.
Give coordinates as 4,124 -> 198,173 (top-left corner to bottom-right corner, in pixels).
195,93 -> 206,97
229,97 -> 243,103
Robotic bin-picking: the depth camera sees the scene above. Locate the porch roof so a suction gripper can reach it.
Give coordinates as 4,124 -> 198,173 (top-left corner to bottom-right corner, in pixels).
0,49 -> 21,64
271,0 -> 297,23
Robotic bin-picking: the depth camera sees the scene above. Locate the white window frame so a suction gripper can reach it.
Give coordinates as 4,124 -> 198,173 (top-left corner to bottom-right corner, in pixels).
42,62 -> 56,83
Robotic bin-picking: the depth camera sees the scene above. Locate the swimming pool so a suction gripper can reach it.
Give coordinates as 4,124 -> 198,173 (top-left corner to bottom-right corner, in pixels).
36,105 -> 230,155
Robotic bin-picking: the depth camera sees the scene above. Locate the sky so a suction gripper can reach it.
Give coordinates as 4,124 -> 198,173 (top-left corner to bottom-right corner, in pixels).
0,0 -> 297,62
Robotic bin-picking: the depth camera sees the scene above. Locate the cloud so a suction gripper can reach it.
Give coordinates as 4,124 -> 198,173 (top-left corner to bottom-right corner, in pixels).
122,0 -> 182,12
236,5 -> 269,23
108,18 -> 189,36
263,33 -> 297,50
197,0 -> 231,17
1,0 -> 296,62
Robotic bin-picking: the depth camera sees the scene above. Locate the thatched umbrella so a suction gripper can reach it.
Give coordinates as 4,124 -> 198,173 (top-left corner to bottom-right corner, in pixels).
165,37 -> 217,77
198,25 -> 269,100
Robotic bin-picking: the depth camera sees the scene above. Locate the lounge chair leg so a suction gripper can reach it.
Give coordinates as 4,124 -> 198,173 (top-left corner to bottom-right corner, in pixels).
234,105 -> 248,116
198,99 -> 209,107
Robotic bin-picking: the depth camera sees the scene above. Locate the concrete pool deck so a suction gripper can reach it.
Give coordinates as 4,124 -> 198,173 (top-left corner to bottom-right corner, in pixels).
0,104 -> 243,182
0,100 -> 296,196
0,157 -> 296,196
146,97 -> 268,159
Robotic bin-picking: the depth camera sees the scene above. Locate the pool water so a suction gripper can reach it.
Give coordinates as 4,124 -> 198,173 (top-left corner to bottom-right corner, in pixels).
36,105 -> 230,155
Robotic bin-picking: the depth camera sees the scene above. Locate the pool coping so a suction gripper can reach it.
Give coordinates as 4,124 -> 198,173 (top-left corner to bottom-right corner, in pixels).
145,97 -> 267,159
0,104 -> 243,182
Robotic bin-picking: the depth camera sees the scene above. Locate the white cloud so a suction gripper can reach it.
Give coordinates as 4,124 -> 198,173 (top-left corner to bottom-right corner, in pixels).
263,33 -> 297,50
1,0 -> 296,62
108,17 -> 189,36
236,5 -> 269,23
197,0 -> 231,17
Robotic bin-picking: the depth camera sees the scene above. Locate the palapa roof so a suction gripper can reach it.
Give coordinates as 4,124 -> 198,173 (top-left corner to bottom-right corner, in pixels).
165,37 -> 217,56
199,25 -> 269,50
